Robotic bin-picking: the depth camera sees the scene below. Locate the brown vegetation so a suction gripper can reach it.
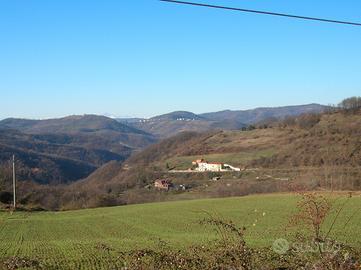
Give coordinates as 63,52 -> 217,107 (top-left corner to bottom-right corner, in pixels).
1,101 -> 360,210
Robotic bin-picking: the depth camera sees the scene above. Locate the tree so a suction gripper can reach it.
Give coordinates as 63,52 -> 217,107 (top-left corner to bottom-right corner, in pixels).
338,97 -> 361,112
0,163 -> 11,191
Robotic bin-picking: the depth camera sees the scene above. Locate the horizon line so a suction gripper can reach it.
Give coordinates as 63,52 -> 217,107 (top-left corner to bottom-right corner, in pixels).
0,102 -> 330,121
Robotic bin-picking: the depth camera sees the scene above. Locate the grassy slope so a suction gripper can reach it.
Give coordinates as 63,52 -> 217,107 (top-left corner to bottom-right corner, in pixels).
128,111 -> 361,172
134,128 -> 287,170
0,194 -> 360,269
165,149 -> 275,170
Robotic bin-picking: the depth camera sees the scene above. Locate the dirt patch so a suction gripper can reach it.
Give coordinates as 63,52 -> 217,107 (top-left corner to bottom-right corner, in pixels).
2,257 -> 41,270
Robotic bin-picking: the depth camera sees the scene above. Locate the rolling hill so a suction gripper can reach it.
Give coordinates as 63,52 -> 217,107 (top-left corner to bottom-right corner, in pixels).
120,111 -> 222,138
150,111 -> 205,121
0,114 -> 154,147
0,129 -> 129,184
0,104 -> 344,207
1,107 -> 360,210
200,103 -> 327,124
120,104 -> 327,138
124,109 -> 361,171
60,108 -> 361,210
0,115 -> 157,184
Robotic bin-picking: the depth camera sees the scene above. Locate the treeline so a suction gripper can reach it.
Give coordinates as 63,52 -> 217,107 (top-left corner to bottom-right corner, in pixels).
247,97 -> 361,131
1,97 -> 361,211
339,96 -> 361,112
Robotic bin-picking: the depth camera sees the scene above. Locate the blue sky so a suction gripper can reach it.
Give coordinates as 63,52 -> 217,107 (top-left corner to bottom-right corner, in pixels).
0,0 -> 360,119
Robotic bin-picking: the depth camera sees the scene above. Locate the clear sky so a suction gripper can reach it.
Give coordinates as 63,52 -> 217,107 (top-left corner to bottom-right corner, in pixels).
0,0 -> 360,119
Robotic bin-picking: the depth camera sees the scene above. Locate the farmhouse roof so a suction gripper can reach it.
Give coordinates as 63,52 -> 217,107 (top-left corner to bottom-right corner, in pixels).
208,162 -> 224,165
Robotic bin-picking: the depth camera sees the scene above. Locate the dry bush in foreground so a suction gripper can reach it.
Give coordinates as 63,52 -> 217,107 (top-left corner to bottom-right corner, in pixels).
113,193 -> 360,270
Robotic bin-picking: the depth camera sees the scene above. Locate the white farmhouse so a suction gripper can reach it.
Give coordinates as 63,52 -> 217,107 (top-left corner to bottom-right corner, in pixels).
192,159 -> 241,172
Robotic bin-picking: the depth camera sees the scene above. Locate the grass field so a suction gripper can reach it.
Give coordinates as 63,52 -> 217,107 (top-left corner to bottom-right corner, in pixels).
0,193 -> 360,269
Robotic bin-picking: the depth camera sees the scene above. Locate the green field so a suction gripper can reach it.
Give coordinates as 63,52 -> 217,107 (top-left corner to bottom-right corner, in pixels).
0,194 -> 360,269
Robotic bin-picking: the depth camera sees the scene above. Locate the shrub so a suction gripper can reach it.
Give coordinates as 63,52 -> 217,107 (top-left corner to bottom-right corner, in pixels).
113,192 -> 361,269
0,191 -> 12,204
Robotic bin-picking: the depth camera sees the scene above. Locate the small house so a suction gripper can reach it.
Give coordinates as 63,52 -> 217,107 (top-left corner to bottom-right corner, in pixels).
154,179 -> 172,190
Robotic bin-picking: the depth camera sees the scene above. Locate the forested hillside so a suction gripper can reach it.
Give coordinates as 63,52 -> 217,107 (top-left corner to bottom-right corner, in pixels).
0,115 -> 156,184
15,107 -> 358,210
120,104 -> 326,138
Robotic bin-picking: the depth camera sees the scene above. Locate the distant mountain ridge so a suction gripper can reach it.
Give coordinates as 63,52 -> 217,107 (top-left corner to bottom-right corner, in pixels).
0,115 -> 157,184
1,114 -> 149,135
0,104 -> 327,184
70,108 -> 360,210
150,111 -> 206,121
119,104 -> 327,138
200,104 -> 327,124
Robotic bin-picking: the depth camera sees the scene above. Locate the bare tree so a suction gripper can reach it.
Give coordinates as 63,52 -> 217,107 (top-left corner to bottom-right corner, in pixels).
338,96 -> 361,113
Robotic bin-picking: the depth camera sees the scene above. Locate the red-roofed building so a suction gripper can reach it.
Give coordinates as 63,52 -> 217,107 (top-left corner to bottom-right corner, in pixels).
154,179 -> 172,190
